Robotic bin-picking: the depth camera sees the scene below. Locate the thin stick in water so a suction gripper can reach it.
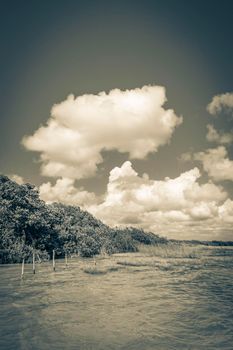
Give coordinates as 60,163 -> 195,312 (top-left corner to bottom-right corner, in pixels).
65,253 -> 68,267
32,251 -> 35,274
21,258 -> 25,278
53,249 -> 56,271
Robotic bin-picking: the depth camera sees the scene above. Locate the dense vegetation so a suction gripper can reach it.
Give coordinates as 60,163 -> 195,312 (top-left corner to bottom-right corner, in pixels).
0,175 -> 166,263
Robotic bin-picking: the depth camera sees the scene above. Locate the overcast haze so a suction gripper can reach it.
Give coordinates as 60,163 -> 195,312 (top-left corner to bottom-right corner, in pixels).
1,0 -> 233,240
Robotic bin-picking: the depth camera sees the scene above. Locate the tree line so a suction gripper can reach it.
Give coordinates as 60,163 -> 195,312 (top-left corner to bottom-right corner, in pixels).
0,175 -> 166,263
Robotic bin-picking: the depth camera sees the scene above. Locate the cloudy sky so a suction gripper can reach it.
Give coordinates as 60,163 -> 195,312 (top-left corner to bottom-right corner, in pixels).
1,0 -> 233,240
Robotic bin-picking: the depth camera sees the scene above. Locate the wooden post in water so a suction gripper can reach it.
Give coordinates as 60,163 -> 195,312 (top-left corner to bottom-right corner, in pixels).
21,258 -> 25,278
65,253 -> 68,267
32,251 -> 36,274
52,249 -> 56,271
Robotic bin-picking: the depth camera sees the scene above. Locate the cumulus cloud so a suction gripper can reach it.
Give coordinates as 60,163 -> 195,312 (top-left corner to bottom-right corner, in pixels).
39,178 -> 97,208
206,124 -> 233,144
194,146 -> 233,181
218,199 -> 233,223
207,92 -> 233,115
22,85 -> 182,179
88,161 -> 232,239
8,174 -> 25,185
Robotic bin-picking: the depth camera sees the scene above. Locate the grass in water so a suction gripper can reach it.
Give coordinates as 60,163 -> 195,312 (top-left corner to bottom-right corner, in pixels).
83,265 -> 121,275
84,243 -> 202,274
117,261 -> 149,267
138,243 -> 201,259
83,267 -> 107,275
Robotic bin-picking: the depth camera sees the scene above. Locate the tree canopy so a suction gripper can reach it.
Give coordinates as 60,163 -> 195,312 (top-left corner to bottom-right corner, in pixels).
0,175 -> 166,263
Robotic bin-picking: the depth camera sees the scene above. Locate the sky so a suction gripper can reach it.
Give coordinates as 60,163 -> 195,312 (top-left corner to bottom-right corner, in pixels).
1,0 -> 233,240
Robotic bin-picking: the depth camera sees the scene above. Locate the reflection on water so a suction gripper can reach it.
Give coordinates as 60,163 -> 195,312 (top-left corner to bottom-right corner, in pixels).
0,246 -> 233,350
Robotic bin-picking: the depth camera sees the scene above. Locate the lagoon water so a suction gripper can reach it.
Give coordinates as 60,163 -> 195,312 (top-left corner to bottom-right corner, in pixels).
0,245 -> 233,350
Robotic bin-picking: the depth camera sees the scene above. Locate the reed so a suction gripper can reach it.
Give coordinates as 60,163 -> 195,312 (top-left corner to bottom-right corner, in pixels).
138,243 -> 201,258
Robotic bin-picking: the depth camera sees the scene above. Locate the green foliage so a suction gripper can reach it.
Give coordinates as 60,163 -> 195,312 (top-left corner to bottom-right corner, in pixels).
122,227 -> 167,245
48,203 -> 109,257
107,229 -> 138,253
0,175 -> 165,263
0,175 -> 59,262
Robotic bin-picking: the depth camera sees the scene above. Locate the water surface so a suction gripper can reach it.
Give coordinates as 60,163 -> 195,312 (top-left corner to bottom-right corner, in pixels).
0,246 -> 232,350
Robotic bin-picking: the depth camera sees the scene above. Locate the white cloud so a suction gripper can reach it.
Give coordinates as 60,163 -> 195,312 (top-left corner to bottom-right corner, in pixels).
207,92 -> 233,115
194,146 -> 233,181
22,85 -> 182,179
39,178 -> 97,209
8,174 -> 25,185
206,124 -> 233,144
88,161 -> 232,240
218,199 -> 233,223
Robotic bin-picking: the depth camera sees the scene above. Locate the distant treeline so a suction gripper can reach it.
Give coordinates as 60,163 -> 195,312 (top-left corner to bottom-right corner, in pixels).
203,241 -> 233,246
170,239 -> 233,246
0,175 -> 167,264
